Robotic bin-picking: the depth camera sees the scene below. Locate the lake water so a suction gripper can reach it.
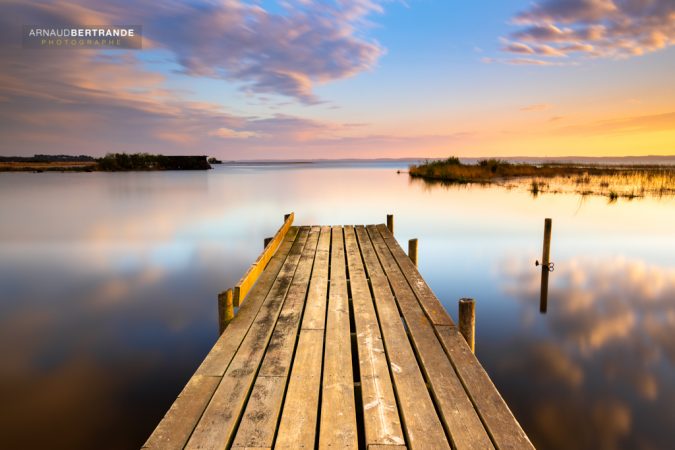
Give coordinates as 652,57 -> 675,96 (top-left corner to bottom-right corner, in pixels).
0,162 -> 673,449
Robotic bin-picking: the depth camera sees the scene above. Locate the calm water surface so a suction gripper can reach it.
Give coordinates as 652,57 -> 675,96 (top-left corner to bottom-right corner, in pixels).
0,162 -> 674,449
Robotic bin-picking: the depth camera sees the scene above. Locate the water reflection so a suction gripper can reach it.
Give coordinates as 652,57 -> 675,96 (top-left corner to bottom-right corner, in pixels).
0,163 -> 674,449
498,256 -> 675,449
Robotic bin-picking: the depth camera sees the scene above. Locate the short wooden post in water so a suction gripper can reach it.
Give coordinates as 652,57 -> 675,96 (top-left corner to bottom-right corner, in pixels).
542,218 -> 552,267
458,298 -> 476,353
408,238 -> 418,267
386,214 -> 394,234
218,289 -> 234,335
540,218 -> 552,314
264,237 -> 272,249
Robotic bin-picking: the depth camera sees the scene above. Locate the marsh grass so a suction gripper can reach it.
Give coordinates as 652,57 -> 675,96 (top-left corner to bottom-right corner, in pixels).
409,158 -> 675,200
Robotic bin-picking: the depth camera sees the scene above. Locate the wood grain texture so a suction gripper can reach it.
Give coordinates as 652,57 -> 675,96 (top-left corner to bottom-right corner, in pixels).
376,224 -> 454,327
355,226 -> 449,450
319,226 -> 358,449
144,228 -> 300,449
368,225 -> 493,449
142,375 -> 220,450
186,227 -> 310,449
232,227 -> 321,448
301,226 -> 331,330
436,326 -> 534,450
344,226 -> 405,447
275,329 -> 324,449
234,212 -> 295,306
195,227 -> 299,377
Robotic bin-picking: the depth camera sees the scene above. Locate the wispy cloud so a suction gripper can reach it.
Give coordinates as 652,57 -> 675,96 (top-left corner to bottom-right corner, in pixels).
521,103 -> 554,112
499,0 -> 675,64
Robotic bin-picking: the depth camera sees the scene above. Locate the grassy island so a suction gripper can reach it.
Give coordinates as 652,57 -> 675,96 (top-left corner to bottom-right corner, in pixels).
0,153 -> 212,172
409,157 -> 675,199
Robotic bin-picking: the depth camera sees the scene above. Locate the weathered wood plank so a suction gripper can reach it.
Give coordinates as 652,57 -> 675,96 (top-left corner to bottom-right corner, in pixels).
259,226 -> 320,377
368,225 -> 494,449
355,226 -> 449,450
319,226 -> 358,449
301,226 -> 331,330
144,228 -> 300,449
368,446 -> 408,450
436,326 -> 534,450
376,224 -> 454,327
275,329 -> 324,449
234,212 -> 295,306
232,227 -> 321,448
142,375 -> 221,450
344,226 -> 405,447
195,228 -> 300,378
186,227 -> 310,449
230,376 -> 286,449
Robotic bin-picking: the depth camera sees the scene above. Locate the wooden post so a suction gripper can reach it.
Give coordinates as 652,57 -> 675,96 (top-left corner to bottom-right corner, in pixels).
218,289 -> 234,334
408,238 -> 418,267
539,218 -> 552,314
284,213 -> 291,222
542,218 -> 552,267
458,298 -> 475,353
264,237 -> 272,248
386,214 -> 394,234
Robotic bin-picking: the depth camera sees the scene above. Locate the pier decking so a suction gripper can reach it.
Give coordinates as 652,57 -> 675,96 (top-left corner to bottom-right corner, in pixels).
144,215 -> 533,450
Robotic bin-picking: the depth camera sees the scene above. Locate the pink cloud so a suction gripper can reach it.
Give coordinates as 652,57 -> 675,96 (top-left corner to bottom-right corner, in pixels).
501,0 -> 675,63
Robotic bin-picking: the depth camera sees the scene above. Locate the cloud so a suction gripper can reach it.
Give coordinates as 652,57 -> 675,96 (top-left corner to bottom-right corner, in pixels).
555,111 -> 675,135
25,0 -> 385,104
500,0 -> 675,63
521,103 -> 554,112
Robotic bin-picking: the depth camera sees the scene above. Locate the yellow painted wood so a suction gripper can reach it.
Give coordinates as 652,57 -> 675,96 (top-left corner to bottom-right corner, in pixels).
234,212 -> 294,307
186,227 -> 310,449
232,227 -> 320,448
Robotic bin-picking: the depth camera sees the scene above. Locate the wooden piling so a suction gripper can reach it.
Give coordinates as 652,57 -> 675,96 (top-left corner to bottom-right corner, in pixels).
458,298 -> 475,353
408,238 -> 418,267
218,289 -> 234,334
386,214 -> 394,234
264,237 -> 272,248
284,213 -> 291,222
542,218 -> 552,267
539,218 -> 552,314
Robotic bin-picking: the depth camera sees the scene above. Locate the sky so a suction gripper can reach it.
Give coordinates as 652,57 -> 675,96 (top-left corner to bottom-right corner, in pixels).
0,0 -> 673,159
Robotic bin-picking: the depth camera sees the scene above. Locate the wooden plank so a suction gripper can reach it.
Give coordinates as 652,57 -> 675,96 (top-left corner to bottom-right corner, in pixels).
376,224 -> 454,326
301,226 -> 331,330
369,446 -> 408,450
436,326 -> 534,450
234,212 -> 295,306
232,227 -> 321,448
274,329 -> 324,449
367,225 -> 494,449
230,376 -> 286,449
142,375 -> 221,450
259,226 -> 320,377
355,226 -> 449,450
186,227 -> 310,449
195,227 -> 300,377
144,228 -> 300,449
319,226 -> 358,449
344,226 -> 405,447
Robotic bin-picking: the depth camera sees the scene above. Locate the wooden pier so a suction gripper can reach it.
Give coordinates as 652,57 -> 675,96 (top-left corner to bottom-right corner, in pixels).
144,214 -> 533,450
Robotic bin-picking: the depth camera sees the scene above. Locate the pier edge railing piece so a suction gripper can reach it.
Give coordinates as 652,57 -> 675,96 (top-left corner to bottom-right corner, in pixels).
233,212 -> 294,307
